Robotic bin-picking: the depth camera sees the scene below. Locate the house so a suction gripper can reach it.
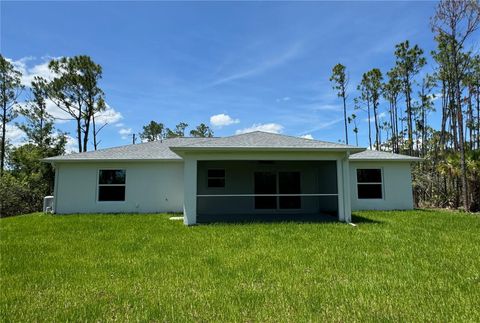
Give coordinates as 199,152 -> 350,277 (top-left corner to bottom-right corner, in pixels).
43,131 -> 421,225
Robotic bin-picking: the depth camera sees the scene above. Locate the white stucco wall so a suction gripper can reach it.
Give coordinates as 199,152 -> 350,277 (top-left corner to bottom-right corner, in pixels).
349,161 -> 414,210
54,161 -> 184,214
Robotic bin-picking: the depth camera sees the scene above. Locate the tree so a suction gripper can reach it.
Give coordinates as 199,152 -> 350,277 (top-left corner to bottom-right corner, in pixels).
357,70 -> 382,150
17,77 -> 55,149
330,63 -> 349,144
348,113 -> 359,146
431,0 -> 480,211
383,68 -> 402,153
190,123 -> 214,138
394,41 -> 427,155
140,121 -> 165,141
0,55 -> 23,175
166,122 -> 188,138
364,69 -> 383,150
46,56 -> 105,152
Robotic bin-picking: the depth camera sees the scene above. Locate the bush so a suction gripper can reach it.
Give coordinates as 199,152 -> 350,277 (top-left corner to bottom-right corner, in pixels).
0,173 -> 44,217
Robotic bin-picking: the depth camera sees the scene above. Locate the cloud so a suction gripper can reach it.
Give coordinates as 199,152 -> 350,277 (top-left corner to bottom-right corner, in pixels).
7,56 -> 57,86
300,134 -> 314,140
208,42 -> 302,87
300,118 -> 343,135
95,104 -> 123,125
363,112 -> 387,122
64,135 -> 78,153
4,124 -> 25,146
235,123 -> 284,135
9,56 -> 123,126
210,113 -> 240,127
118,128 -> 132,140
276,96 -> 291,102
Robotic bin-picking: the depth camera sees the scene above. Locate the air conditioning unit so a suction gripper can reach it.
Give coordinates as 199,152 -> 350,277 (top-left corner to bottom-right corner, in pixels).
43,196 -> 54,213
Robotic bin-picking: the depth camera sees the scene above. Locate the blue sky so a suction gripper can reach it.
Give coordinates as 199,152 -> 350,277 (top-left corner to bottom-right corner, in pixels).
2,1 -> 446,150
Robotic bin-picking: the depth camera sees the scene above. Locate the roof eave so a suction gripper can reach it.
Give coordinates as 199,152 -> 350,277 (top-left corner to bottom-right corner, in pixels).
349,158 -> 423,162
170,147 -> 365,153
41,158 -> 183,163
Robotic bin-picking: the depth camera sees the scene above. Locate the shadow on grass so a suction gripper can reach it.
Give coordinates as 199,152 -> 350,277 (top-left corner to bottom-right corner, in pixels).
198,213 -> 343,225
351,214 -> 382,224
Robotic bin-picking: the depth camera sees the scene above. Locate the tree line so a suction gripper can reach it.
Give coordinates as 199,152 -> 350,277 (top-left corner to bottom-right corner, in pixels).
138,121 -> 213,142
330,0 -> 479,212
0,54 -> 214,217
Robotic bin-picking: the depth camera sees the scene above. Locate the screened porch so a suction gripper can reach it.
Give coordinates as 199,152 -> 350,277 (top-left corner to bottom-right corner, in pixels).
195,160 -> 339,223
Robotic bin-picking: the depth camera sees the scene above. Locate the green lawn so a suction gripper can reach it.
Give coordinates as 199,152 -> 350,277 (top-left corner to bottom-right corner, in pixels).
1,210 -> 479,322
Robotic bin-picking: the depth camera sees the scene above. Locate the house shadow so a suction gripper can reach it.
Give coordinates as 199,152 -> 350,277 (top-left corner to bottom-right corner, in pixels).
350,214 -> 382,224
198,213 -> 349,225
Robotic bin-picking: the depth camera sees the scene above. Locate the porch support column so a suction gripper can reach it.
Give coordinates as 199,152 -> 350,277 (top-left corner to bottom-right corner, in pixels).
336,154 -> 352,223
183,156 -> 197,226
342,153 -> 352,223
336,159 -> 346,222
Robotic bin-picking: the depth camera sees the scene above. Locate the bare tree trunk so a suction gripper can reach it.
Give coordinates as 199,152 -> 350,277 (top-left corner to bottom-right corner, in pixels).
440,81 -> 448,149
367,100 -> 372,149
373,102 -> 380,150
342,94 -> 348,145
92,114 -> 98,151
0,102 -> 6,176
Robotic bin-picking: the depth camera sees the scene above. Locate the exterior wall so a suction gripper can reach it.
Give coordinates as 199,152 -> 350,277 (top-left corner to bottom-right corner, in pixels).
196,160 -> 338,220
349,161 -> 414,210
54,161 -> 184,214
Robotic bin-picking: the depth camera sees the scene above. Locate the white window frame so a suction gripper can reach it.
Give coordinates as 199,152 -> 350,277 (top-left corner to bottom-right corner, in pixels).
356,167 -> 384,200
97,169 -> 127,203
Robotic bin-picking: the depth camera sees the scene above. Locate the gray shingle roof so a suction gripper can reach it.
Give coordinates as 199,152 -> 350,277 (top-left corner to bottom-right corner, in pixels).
45,132 -> 420,162
43,137 -> 207,162
349,150 -> 422,161
172,131 -> 362,151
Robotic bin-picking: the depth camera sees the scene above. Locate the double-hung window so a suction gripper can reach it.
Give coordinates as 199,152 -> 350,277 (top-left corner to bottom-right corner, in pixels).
356,168 -> 383,199
98,169 -> 126,201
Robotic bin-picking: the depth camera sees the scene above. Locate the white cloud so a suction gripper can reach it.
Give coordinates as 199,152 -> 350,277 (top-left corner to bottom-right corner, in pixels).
210,113 -> 240,127
300,134 -> 314,140
95,104 -> 123,125
7,56 -> 57,86
208,42 -> 302,87
118,128 -> 132,140
235,123 -> 284,135
4,124 -> 25,146
276,96 -> 291,102
364,112 -> 387,123
64,135 -> 78,153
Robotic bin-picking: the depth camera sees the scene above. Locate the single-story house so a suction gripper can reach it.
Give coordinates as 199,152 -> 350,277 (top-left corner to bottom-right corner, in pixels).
44,131 -> 421,225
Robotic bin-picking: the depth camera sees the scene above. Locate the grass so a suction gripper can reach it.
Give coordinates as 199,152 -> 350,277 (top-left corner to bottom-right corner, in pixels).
1,210 -> 479,322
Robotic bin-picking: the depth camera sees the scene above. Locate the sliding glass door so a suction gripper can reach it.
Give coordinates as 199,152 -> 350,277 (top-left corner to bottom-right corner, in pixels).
254,171 -> 301,210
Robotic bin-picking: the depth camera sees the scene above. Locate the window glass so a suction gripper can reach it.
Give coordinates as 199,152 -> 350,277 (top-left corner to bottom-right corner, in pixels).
254,172 -> 277,209
357,169 -> 382,183
99,186 -> 126,201
279,172 -> 301,209
207,169 -> 225,188
99,170 -> 126,185
208,169 -> 225,178
358,184 -> 383,199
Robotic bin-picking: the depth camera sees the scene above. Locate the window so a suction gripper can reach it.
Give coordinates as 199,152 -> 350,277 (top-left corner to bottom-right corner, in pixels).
98,169 -> 126,201
207,169 -> 225,188
357,169 -> 382,199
